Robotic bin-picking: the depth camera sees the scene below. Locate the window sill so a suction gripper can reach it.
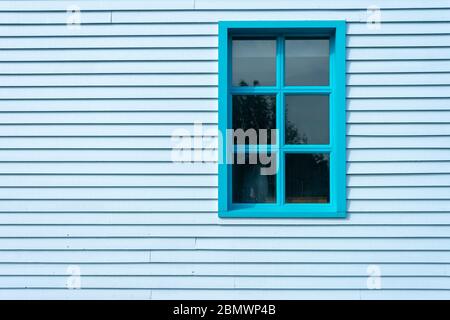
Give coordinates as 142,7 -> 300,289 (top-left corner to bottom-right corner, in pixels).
219,205 -> 346,218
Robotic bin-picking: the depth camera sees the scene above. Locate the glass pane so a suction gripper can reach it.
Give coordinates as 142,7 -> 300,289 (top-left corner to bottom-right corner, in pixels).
285,95 -> 329,145
232,153 -> 277,203
232,39 -> 276,87
285,153 -> 330,203
285,39 -> 329,86
232,95 -> 276,145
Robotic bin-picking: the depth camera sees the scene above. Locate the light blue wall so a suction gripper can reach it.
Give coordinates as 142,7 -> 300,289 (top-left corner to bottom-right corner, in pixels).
0,0 -> 449,299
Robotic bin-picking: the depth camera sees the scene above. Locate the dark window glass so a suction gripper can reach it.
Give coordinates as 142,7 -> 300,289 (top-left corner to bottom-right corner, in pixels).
232,153 -> 277,203
285,95 -> 329,145
232,39 -> 276,87
285,39 -> 329,86
285,153 -> 329,203
232,95 -> 276,145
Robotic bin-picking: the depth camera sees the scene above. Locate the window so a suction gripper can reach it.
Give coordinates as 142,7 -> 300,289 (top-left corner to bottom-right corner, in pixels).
218,21 -> 346,218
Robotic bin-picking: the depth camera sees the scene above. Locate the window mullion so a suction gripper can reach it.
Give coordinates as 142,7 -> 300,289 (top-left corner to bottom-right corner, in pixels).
230,87 -> 279,94
276,35 -> 285,206
283,145 -> 332,153
282,86 -> 331,93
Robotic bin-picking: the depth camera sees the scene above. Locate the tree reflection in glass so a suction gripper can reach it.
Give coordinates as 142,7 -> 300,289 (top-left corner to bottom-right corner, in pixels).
285,153 -> 330,203
285,95 -> 329,145
232,153 -> 276,203
232,92 -> 276,145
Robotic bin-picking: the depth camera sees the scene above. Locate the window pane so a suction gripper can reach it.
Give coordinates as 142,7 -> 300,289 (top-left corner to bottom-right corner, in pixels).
232,39 -> 276,87
285,153 -> 329,203
285,39 -> 329,86
233,153 -> 277,203
233,95 -> 276,145
285,95 -> 329,145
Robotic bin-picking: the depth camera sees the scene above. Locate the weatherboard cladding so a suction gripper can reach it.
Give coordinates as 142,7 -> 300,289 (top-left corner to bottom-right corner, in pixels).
0,0 -> 449,299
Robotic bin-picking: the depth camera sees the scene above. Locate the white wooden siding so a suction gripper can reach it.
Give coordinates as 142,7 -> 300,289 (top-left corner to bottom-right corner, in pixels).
0,0 -> 449,299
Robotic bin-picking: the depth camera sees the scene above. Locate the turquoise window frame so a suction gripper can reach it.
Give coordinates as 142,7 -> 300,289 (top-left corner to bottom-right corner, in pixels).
218,21 -> 346,218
